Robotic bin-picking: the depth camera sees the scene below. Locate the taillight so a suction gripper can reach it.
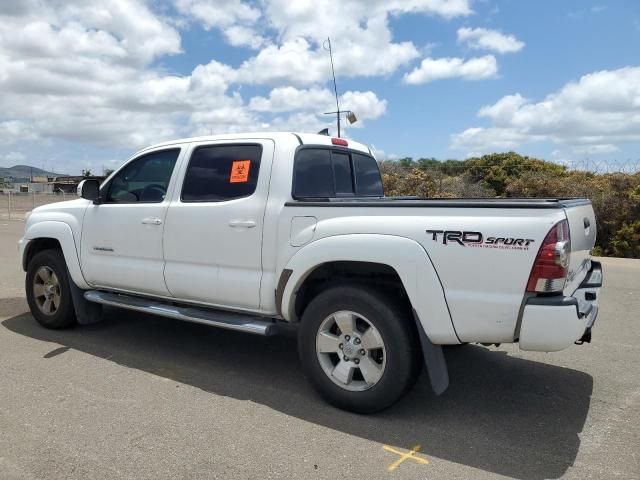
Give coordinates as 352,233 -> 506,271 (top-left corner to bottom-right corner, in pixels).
331,137 -> 348,146
526,219 -> 571,293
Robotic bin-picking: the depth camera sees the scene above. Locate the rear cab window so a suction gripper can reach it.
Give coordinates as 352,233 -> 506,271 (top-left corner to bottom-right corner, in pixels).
293,147 -> 383,199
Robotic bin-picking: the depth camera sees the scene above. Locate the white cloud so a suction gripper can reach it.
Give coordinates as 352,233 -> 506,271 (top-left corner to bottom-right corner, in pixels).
457,27 -> 524,54
249,87 -> 387,128
174,0 -> 264,48
451,67 -> 640,154
174,0 -> 260,28
403,55 -> 498,84
477,94 -> 528,124
340,91 -> 387,121
572,144 -> 619,155
249,87 -> 334,113
265,0 -> 472,42
223,25 -> 265,49
0,121 -> 38,145
233,0 -> 472,84
0,151 -> 26,164
235,27 -> 419,86
369,145 -> 398,160
171,0 -> 473,85
0,0 -> 475,173
451,127 -> 534,150
0,1 -> 250,151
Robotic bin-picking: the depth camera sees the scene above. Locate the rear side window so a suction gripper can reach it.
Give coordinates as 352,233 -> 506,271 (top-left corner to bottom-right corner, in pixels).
181,144 -> 262,202
293,149 -> 334,198
293,147 -> 382,198
353,153 -> 384,196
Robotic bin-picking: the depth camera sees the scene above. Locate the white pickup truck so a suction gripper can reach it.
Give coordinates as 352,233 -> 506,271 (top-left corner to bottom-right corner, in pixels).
19,132 -> 602,413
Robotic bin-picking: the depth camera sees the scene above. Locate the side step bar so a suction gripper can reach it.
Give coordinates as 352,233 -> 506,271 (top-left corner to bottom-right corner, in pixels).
84,290 -> 277,336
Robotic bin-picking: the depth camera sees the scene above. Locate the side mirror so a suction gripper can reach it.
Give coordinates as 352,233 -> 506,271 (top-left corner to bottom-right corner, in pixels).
78,179 -> 100,202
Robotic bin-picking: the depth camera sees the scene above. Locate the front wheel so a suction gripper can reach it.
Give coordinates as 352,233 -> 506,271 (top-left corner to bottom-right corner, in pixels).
298,284 -> 421,413
25,249 -> 77,329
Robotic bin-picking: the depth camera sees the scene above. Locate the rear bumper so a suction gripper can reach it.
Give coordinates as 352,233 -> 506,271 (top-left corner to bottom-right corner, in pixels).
519,261 -> 602,352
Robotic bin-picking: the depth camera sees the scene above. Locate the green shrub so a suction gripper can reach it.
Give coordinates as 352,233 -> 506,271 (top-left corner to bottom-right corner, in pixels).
610,221 -> 640,258
379,154 -> 640,258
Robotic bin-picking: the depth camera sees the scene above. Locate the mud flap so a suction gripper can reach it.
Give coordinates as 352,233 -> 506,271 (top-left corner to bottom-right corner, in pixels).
68,274 -> 103,325
412,309 -> 449,395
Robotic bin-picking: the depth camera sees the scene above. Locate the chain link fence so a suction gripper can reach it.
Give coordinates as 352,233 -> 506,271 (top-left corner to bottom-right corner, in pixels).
0,191 -> 75,221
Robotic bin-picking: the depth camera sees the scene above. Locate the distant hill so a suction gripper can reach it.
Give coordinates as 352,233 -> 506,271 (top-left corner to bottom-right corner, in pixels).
0,164 -> 65,179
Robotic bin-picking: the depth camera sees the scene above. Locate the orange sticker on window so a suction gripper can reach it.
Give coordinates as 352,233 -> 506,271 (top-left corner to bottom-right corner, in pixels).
230,160 -> 251,183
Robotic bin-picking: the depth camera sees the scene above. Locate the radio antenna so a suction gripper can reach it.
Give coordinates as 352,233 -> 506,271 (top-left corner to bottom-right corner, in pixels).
321,38 -> 357,137
323,37 -> 343,137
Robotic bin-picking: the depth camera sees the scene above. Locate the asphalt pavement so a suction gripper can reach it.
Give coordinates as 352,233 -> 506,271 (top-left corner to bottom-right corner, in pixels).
1,220 -> 638,479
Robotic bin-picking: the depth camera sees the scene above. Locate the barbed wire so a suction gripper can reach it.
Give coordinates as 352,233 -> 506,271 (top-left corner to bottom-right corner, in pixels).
559,159 -> 640,173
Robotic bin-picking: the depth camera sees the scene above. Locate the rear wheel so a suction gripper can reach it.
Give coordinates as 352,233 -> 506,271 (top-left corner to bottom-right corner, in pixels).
298,284 -> 421,413
26,249 -> 76,329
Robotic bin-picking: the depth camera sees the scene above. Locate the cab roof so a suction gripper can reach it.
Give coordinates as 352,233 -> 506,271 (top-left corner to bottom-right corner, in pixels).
138,132 -> 373,156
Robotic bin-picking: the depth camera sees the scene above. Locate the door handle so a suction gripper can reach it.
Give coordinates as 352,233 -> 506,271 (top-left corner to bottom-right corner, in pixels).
229,220 -> 256,228
141,217 -> 163,225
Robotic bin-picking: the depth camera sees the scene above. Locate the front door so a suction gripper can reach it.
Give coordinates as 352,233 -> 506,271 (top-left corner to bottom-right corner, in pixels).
163,140 -> 274,309
80,148 -> 182,296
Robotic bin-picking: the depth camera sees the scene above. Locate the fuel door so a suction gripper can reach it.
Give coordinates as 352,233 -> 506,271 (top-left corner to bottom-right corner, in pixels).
290,216 -> 317,247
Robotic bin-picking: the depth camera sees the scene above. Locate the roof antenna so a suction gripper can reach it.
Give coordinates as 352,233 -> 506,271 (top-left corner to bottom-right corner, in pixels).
322,37 -> 357,137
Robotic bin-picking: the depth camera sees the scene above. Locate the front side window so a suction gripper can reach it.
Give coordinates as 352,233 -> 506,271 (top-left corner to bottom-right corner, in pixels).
106,149 -> 180,203
181,144 -> 263,202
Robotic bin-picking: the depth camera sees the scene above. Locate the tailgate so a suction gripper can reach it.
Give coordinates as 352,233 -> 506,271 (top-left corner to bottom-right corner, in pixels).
562,200 -> 597,295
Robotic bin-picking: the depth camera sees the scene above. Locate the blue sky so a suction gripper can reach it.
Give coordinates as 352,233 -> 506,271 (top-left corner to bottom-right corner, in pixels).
0,0 -> 638,174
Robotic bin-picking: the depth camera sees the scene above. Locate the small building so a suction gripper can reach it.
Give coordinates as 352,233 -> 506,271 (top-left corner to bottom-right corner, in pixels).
53,176 -> 105,193
31,175 -> 50,183
17,182 -> 55,193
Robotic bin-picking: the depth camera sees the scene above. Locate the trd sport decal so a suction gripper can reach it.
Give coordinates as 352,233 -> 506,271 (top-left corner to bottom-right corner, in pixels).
426,230 -> 535,250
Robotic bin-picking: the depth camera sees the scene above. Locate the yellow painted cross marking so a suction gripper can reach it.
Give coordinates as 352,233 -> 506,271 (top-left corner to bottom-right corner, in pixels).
383,444 -> 429,472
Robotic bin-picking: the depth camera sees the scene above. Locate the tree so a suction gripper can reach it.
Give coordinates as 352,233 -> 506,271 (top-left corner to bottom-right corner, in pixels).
82,169 -> 92,177
465,152 -> 566,196
398,157 -> 415,169
104,169 -> 115,177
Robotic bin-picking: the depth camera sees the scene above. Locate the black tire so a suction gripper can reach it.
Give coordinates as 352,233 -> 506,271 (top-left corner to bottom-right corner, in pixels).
298,284 -> 421,414
446,342 -> 469,348
25,249 -> 77,329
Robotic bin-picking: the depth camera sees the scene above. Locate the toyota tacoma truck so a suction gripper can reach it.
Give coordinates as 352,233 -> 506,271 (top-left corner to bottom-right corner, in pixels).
19,132 -> 602,413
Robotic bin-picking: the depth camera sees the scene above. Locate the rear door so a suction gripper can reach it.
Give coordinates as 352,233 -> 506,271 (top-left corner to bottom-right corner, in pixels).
163,140 -> 274,309
81,148 -> 182,295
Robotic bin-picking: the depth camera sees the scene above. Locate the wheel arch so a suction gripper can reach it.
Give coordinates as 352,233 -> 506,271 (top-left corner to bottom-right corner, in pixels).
291,260 -> 410,322
23,237 -> 62,270
279,234 -> 459,344
22,221 -> 89,289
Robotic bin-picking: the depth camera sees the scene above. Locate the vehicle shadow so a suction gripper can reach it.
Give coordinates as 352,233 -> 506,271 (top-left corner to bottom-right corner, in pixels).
2,308 -> 593,480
